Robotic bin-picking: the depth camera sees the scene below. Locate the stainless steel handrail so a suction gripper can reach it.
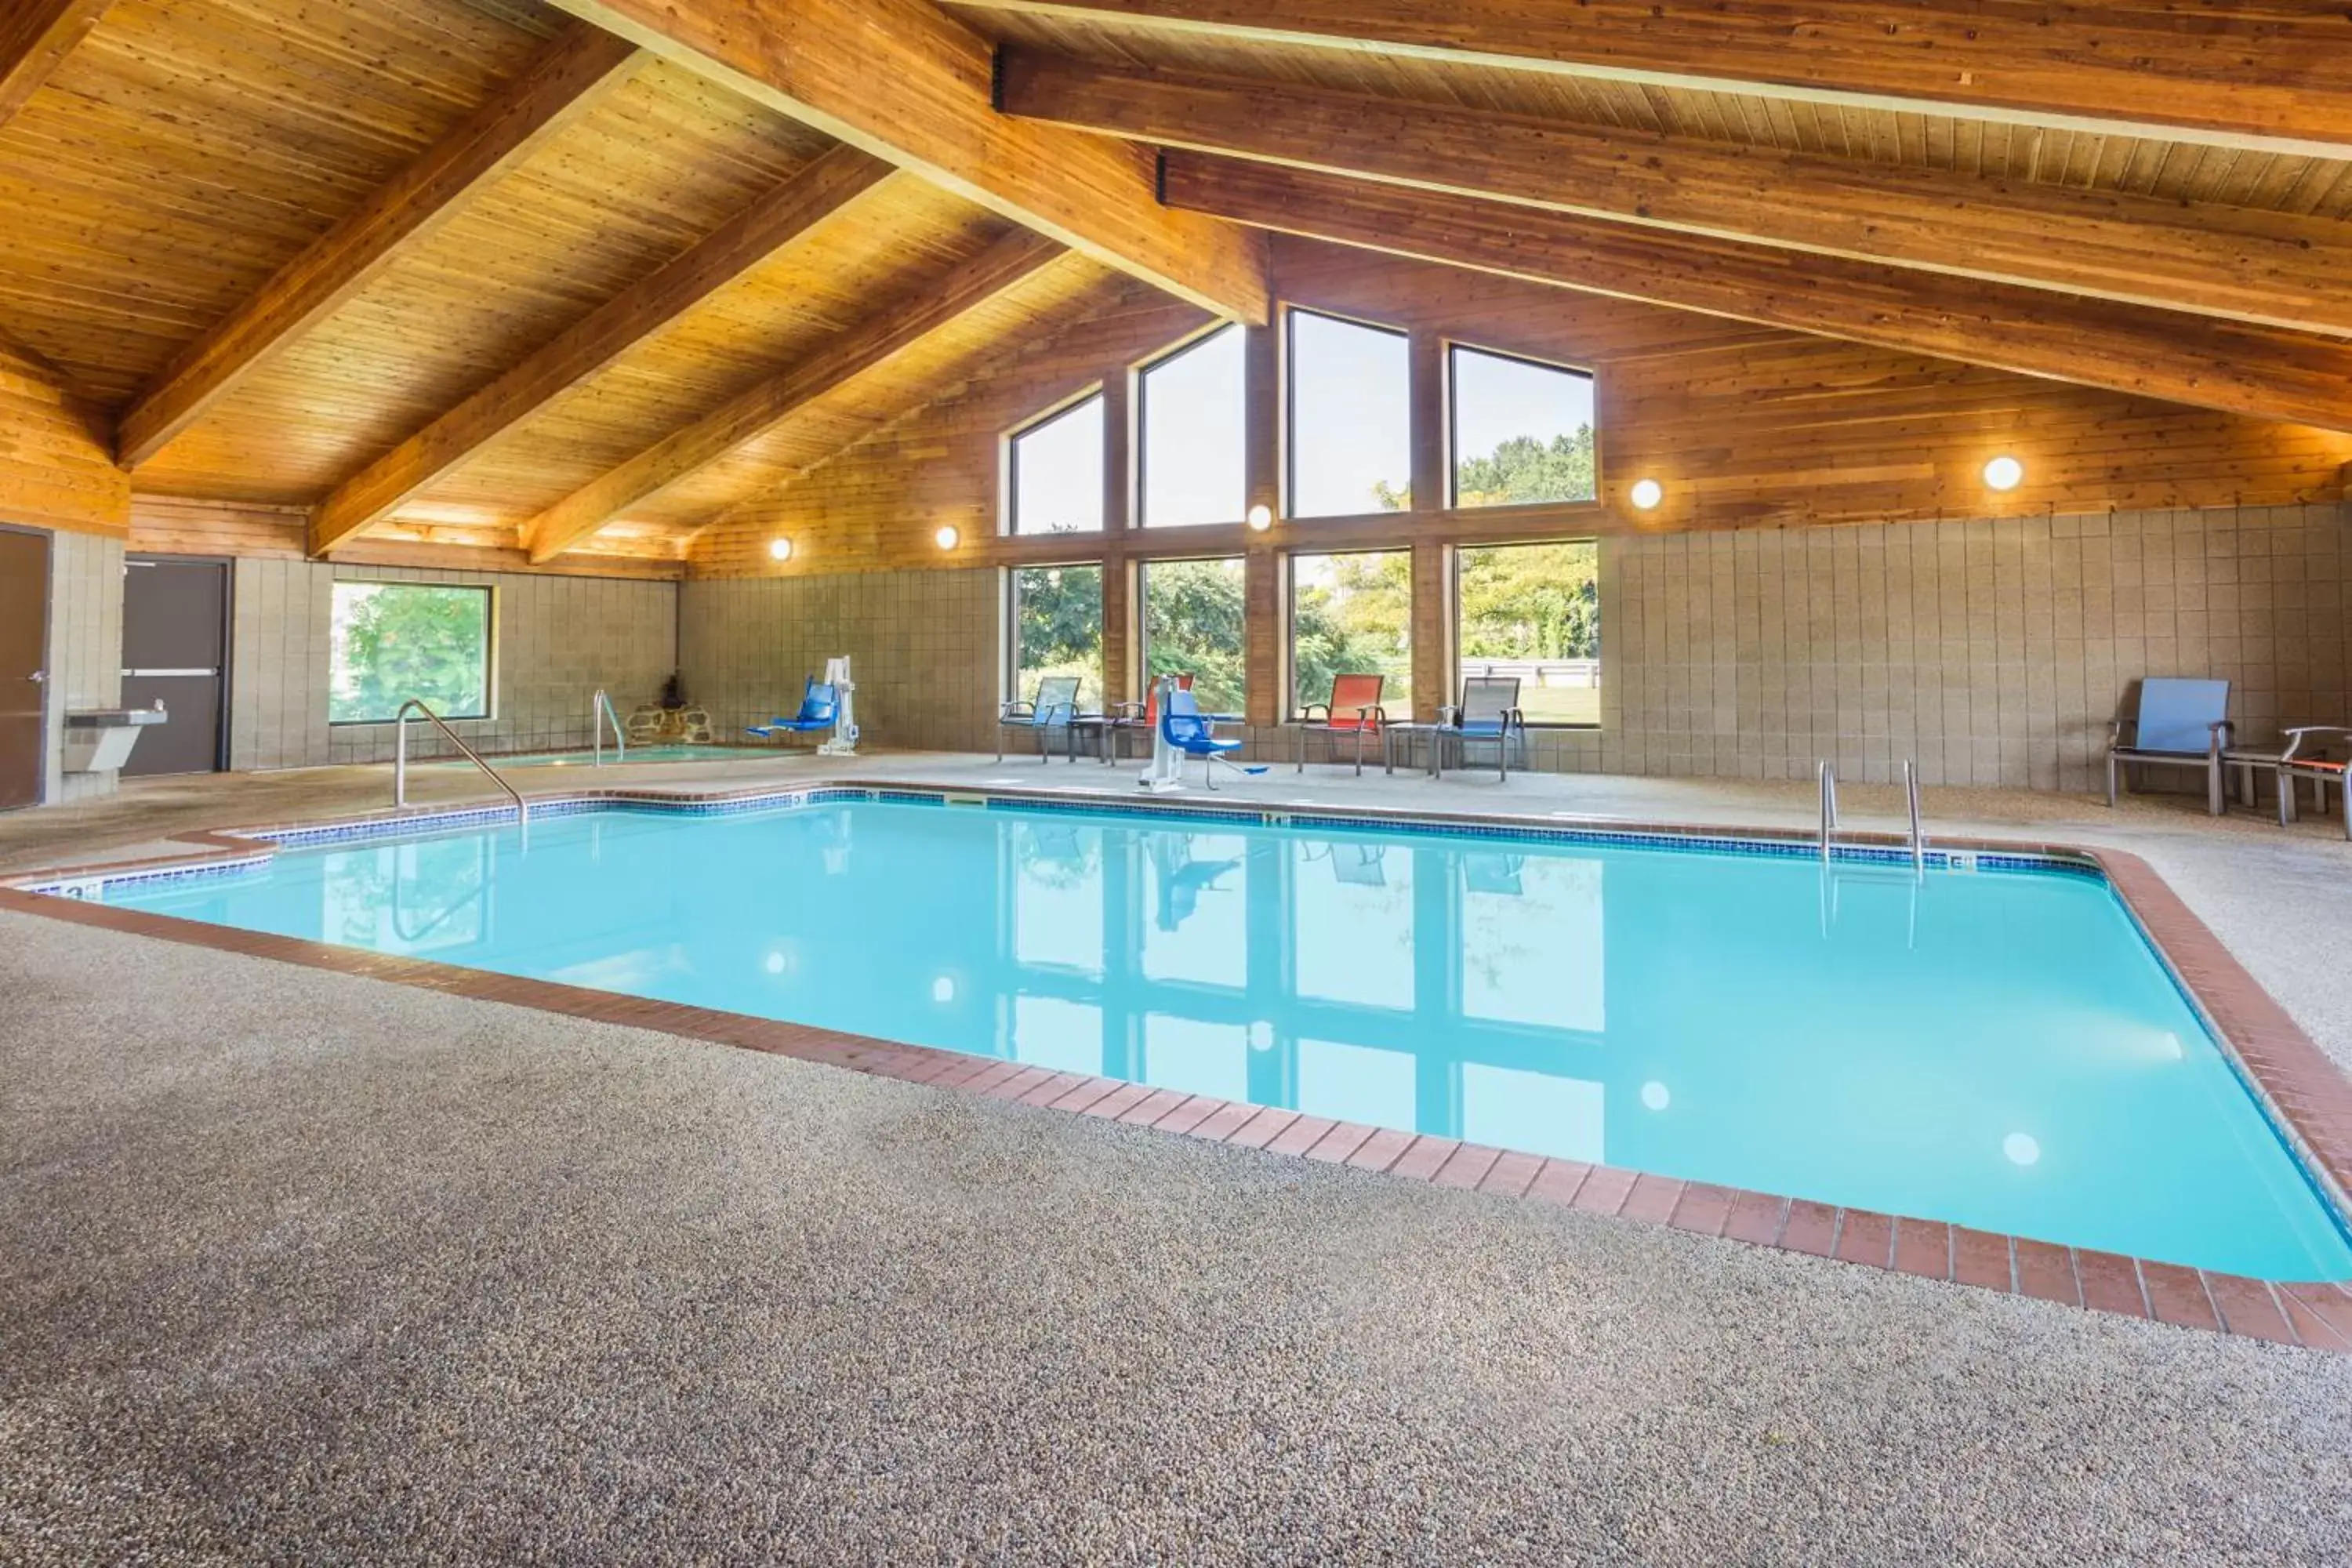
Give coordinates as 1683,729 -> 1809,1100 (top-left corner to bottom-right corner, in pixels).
1817,760 -> 1839,862
394,699 -> 526,826
592,688 -> 626,765
1904,759 -> 1926,873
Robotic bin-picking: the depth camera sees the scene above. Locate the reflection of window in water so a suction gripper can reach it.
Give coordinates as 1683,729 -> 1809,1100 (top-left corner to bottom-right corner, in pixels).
1461,1064 -> 1605,1163
1141,832 -> 1245,987
1293,840 -> 1413,1011
1297,1037 -> 1415,1129
1014,823 -> 1104,974
1461,855 -> 1604,1033
1011,996 -> 1103,1075
1142,1014 -> 1249,1101
321,838 -> 488,955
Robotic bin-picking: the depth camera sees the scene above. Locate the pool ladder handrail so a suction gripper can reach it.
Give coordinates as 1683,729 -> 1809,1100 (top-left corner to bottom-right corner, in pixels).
592,688 -> 626,766
1819,759 -> 1928,872
393,698 -> 527,826
1904,759 -> 1926,873
1817,760 -> 1839,862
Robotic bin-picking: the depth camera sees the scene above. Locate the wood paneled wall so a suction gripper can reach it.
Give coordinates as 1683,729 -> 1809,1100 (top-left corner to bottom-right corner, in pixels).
0,339 -> 126,535
129,495 -> 684,581
689,238 -> 2352,586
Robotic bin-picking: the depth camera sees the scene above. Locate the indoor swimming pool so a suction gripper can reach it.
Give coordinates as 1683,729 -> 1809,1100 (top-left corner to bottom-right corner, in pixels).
85,795 -> 2352,1282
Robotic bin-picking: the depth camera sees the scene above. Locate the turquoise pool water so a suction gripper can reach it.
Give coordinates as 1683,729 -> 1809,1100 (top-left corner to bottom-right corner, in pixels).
96,799 -> 2352,1280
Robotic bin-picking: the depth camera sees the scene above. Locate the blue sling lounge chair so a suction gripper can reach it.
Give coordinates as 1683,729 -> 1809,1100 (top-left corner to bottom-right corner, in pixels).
746,677 -> 839,747
2105,677 -> 2230,815
1161,688 -> 1258,789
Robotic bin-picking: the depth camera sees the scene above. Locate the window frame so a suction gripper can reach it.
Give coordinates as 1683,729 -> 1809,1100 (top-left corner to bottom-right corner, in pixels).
1285,546 -> 1414,720
1444,341 -> 1600,513
326,579 -> 496,727
1137,553 -> 1249,717
1283,305 -> 1411,523
1004,389 -> 1107,538
1450,537 -> 1602,731
1136,321 -> 1246,531
1004,560 -> 1107,710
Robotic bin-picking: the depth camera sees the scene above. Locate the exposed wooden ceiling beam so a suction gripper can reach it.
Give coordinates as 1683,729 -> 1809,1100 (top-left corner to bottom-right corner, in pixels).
1159,154 -> 2352,435
1003,50 -> 2352,340
526,230 -> 1065,561
540,0 -> 1265,323
114,20 -> 643,470
958,2 -> 2352,156
0,0 -> 112,133
310,147 -> 898,556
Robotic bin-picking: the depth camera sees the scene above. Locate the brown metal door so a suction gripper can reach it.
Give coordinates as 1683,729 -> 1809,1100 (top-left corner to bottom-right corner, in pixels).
121,555 -> 229,776
0,527 -> 49,810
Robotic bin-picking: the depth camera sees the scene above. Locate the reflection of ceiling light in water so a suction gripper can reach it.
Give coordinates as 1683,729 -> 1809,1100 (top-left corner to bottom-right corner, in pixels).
2004,1133 -> 2041,1167
1248,1020 -> 1275,1051
1640,1081 -> 1670,1111
931,976 -> 955,1004
763,952 -> 786,975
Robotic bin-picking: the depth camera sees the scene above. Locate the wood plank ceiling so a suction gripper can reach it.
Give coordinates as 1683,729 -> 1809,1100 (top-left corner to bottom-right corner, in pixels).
2,0 -> 2349,564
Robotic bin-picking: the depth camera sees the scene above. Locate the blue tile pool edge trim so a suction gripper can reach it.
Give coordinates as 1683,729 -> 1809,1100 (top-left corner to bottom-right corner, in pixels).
7,780 -> 2101,898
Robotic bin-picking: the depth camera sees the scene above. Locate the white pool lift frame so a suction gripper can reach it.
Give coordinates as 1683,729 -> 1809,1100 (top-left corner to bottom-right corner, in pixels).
818,655 -> 858,757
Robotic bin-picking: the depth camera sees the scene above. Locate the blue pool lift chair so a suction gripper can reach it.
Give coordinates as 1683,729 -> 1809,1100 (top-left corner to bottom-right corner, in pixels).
745,677 -> 840,749
1161,688 -> 1265,789
2105,677 -> 2230,815
997,674 -> 1083,762
1437,676 -> 1528,781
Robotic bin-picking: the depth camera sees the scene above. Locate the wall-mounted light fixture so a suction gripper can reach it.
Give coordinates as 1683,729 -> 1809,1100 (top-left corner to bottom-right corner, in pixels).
1246,503 -> 1272,532
1982,455 -> 2025,492
768,537 -> 793,562
1628,477 -> 1664,511
935,524 -> 960,550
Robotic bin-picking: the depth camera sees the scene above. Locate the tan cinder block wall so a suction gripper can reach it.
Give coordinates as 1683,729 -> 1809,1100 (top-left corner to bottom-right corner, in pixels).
228,560 -> 677,770
680,569 -> 999,753
43,529 -> 125,804
1600,504 -> 2350,789
679,505 -> 2349,793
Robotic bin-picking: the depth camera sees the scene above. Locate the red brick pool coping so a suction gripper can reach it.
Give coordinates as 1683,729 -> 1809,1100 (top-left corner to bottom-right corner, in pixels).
6,778 -> 2351,1355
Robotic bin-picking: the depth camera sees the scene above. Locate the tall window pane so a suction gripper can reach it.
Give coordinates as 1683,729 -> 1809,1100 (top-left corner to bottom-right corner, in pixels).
329,582 -> 492,724
1009,394 -> 1104,535
1449,346 -> 1597,508
1140,325 -> 1245,528
1009,564 -> 1104,706
1290,550 -> 1410,717
1455,541 -> 1600,727
1289,310 -> 1410,518
1141,557 -> 1246,714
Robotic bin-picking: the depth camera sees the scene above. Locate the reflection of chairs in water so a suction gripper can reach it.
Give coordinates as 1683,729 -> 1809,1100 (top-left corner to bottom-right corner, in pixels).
1301,838 -> 1389,888
1462,851 -> 1525,895
1018,820 -> 1094,887
1147,831 -> 1239,931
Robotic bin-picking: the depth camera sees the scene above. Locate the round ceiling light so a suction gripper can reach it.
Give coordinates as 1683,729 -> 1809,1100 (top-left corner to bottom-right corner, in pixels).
1246,503 -> 1273,532
768,537 -> 793,561
935,524 -> 960,550
1628,477 -> 1664,511
1983,455 -> 2025,492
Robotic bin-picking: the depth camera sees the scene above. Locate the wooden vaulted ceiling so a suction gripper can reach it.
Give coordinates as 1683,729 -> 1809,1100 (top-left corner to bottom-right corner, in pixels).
4,0 -> 2352,566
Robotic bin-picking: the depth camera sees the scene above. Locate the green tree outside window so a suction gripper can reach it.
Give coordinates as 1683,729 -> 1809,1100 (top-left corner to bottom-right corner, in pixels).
329,583 -> 492,724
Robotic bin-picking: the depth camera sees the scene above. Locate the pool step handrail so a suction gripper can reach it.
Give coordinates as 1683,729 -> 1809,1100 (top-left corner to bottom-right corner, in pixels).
1904,759 -> 1926,873
394,698 -> 527,826
1817,760 -> 1839,862
592,688 -> 626,766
